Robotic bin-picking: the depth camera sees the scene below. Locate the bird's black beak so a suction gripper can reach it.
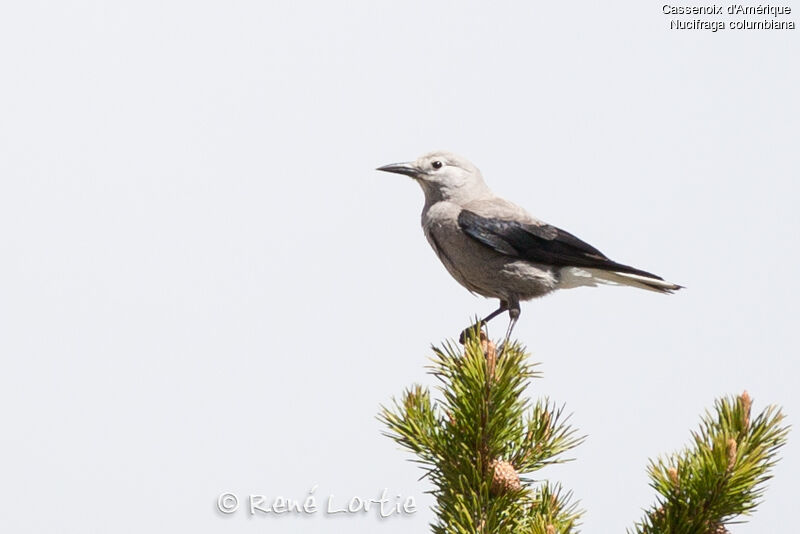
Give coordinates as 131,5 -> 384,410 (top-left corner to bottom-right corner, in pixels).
376,162 -> 419,178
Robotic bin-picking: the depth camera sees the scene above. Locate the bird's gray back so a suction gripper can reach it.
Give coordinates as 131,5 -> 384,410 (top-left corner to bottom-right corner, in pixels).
464,197 -> 533,221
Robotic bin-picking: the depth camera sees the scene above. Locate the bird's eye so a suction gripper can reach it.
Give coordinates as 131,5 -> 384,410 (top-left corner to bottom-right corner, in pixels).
432,160 -> 443,169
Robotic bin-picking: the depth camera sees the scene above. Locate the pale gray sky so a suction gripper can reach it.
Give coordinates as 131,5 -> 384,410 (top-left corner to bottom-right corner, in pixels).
1,2 -> 797,533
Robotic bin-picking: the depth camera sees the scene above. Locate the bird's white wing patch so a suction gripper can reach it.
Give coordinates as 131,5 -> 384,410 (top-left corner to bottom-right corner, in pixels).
557,267 -> 603,289
558,267 -> 681,293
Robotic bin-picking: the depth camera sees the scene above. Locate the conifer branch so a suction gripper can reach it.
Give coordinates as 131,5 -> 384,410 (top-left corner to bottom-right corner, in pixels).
631,392 -> 789,534
521,483 -> 583,534
379,331 -> 583,534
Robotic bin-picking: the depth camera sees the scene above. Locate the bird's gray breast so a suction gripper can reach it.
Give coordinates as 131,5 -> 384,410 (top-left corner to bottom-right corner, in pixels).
422,203 -> 484,296
421,201 -> 558,300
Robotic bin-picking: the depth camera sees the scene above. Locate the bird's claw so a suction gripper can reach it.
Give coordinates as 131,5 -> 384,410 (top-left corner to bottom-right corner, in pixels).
459,321 -> 486,344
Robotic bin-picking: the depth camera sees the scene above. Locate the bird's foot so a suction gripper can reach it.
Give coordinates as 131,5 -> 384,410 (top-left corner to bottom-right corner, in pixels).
497,339 -> 510,355
459,321 -> 486,344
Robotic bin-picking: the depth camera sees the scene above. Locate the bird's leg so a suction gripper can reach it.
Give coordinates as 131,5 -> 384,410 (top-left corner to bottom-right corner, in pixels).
483,301 -> 509,325
459,300 -> 508,344
500,298 -> 521,354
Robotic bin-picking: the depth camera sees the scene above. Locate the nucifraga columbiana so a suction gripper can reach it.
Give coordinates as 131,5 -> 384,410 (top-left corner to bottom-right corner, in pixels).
377,151 -> 682,340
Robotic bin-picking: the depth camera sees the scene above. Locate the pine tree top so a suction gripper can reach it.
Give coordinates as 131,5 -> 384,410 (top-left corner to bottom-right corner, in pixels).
380,330 -> 789,534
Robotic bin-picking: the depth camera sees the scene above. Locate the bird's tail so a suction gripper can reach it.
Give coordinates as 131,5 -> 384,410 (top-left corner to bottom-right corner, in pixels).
587,269 -> 683,294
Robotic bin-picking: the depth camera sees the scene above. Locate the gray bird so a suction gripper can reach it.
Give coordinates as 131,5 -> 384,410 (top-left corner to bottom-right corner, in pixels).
377,150 -> 682,342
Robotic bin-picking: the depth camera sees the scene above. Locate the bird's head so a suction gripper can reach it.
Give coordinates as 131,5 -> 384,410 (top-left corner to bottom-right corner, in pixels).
377,151 -> 491,204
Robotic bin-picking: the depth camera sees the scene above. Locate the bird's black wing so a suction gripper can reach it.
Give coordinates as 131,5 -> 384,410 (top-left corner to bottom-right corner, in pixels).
457,210 -> 663,279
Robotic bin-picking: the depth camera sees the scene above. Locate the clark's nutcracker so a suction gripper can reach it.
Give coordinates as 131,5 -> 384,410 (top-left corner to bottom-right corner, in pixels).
377,151 -> 682,341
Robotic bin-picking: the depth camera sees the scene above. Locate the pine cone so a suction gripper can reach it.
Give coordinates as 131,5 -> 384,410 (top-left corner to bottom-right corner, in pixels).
740,390 -> 752,429
667,466 -> 679,487
726,438 -> 738,470
490,459 -> 521,494
707,523 -> 730,534
483,339 -> 497,380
